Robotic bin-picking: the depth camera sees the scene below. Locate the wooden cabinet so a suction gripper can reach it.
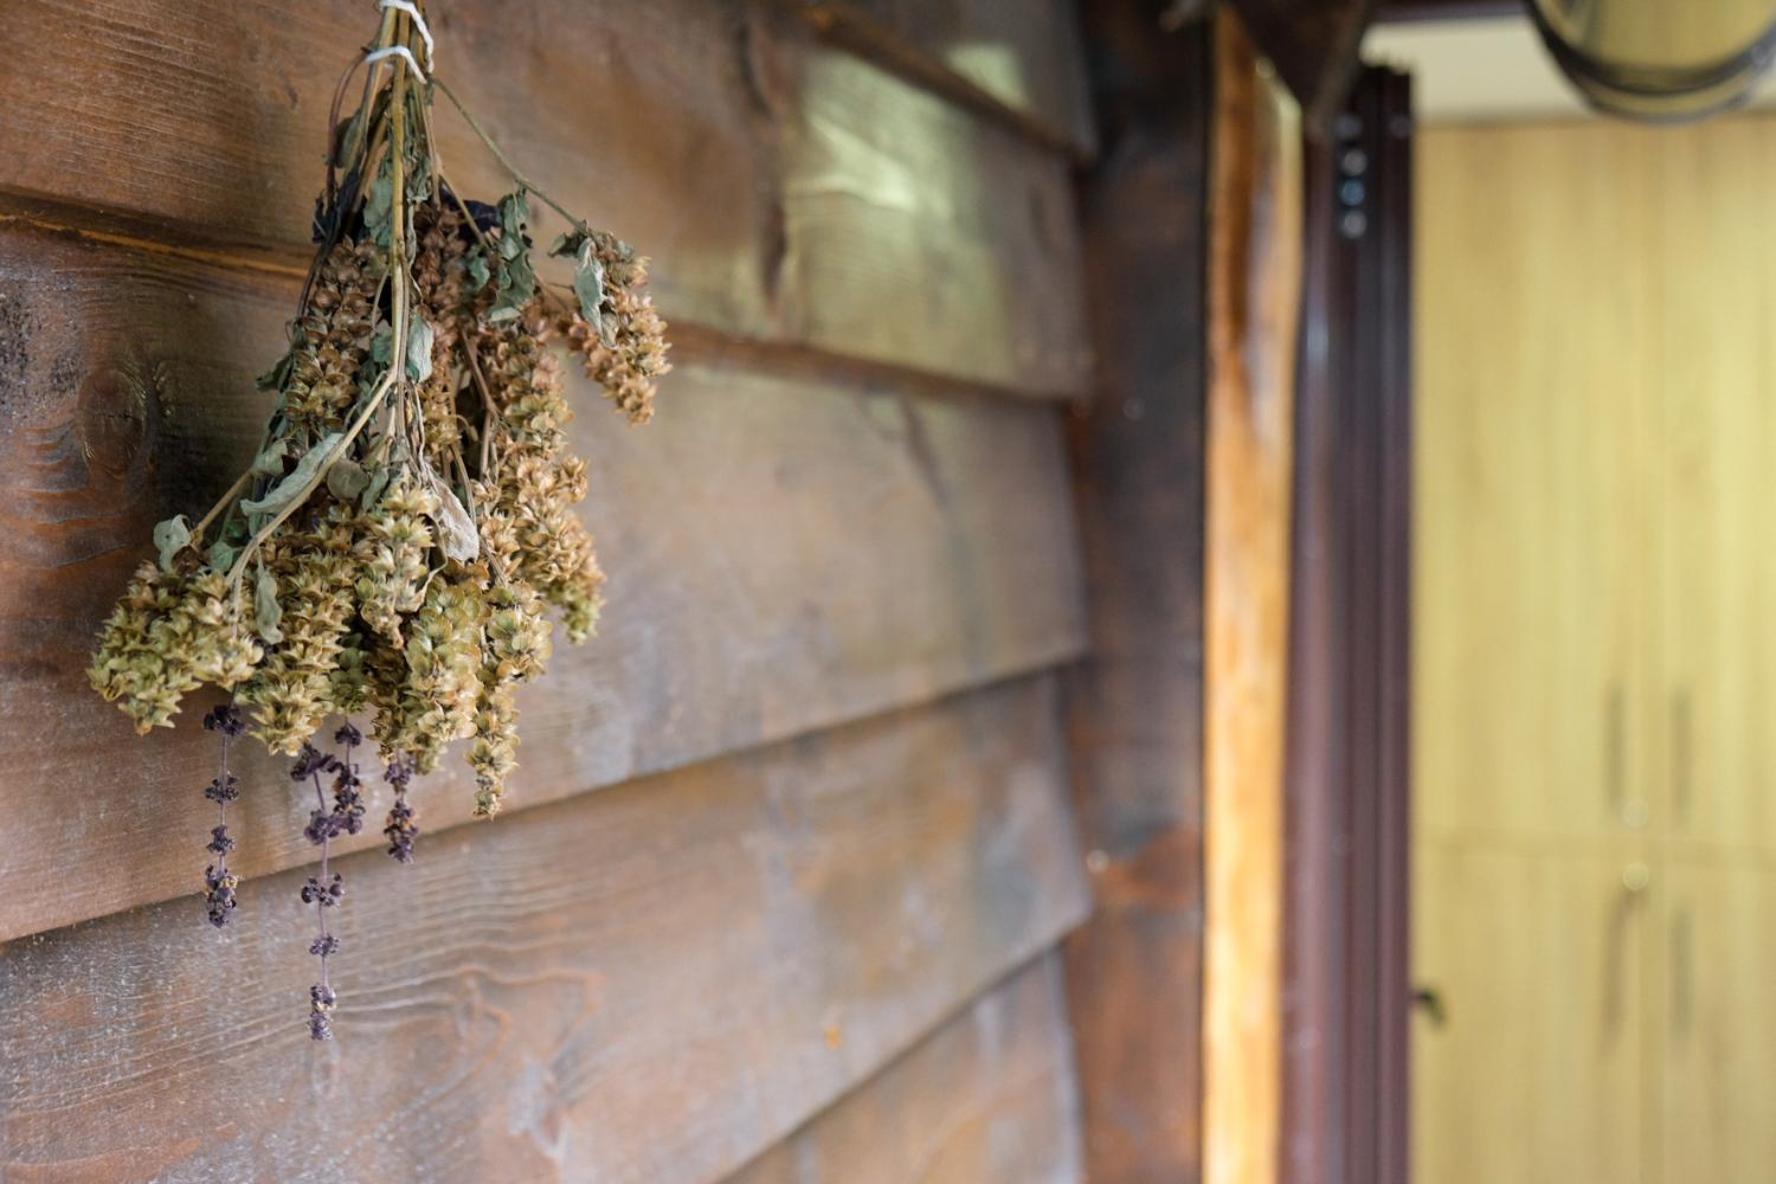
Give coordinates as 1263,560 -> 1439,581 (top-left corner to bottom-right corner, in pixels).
1415,121 -> 1655,846
1416,114 -> 1776,1184
1650,858 -> 1776,1182
1414,839 -> 1649,1184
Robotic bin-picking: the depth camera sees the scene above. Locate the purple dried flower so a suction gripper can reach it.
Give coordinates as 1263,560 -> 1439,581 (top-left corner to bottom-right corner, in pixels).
289,743 -> 339,781
303,808 -> 340,846
383,755 -> 419,862
203,864 -> 237,928
298,738 -> 350,1041
334,722 -> 363,747
200,702 -> 246,927
203,775 -> 240,804
202,704 -> 247,738
301,873 -> 344,906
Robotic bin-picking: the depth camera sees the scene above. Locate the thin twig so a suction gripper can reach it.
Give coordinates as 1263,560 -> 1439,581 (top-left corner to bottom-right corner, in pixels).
434,78 -> 587,232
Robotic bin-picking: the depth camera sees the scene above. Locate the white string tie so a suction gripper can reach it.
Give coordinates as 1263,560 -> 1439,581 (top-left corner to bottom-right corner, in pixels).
375,0 -> 435,71
364,45 -> 427,85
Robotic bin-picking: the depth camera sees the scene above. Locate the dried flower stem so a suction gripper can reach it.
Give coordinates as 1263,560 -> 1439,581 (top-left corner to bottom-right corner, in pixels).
201,705 -> 246,926
434,79 -> 584,233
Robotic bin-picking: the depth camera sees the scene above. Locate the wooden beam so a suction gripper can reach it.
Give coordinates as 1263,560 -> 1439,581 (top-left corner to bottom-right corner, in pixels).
1203,12 -> 1303,1184
1061,4 -> 1213,1179
0,678 -> 1089,1184
0,220 -> 1088,943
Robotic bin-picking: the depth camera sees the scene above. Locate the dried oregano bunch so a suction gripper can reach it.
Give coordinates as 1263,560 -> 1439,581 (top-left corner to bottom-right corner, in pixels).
87,1 -> 667,1039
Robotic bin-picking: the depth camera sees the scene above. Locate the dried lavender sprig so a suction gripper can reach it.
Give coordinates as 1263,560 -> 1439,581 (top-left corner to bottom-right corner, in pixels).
201,704 -> 246,927
384,754 -> 419,862
293,741 -> 345,1040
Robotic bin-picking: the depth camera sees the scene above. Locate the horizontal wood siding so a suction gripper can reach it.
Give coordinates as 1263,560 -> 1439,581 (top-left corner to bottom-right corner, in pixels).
0,221 -> 1086,942
0,0 -> 1089,397
728,952 -> 1085,1184
0,677 -> 1089,1184
0,0 -> 1105,1176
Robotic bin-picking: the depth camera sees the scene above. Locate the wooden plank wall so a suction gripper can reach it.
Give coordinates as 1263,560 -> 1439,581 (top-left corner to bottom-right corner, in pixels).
0,2 -> 1109,1180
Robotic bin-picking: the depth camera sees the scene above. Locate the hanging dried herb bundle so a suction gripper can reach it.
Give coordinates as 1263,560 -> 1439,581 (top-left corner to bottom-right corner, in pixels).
86,0 -> 666,1038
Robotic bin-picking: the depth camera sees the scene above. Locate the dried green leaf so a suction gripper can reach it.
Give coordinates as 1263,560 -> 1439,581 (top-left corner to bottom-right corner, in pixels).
254,564 -> 284,645
573,244 -> 607,336
239,432 -> 344,519
361,464 -> 394,509
250,438 -> 290,477
152,515 -> 191,573
326,457 -> 370,501
256,342 -> 298,393
465,249 -> 492,293
364,171 -> 395,248
206,538 -> 240,574
489,191 -> 537,320
428,478 -> 480,562
407,316 -> 435,383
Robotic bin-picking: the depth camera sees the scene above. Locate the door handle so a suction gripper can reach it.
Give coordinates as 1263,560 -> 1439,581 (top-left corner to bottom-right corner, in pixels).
1606,682 -> 1643,827
1672,903 -> 1693,1040
1671,687 -> 1692,829
1412,986 -> 1448,1029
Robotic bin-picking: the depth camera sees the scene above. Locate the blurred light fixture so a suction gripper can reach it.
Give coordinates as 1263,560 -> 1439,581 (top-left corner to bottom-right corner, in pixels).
1528,0 -> 1776,119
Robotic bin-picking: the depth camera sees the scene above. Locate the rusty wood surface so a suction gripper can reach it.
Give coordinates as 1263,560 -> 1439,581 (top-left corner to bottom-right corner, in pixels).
727,951 -> 1084,1184
0,677 -> 1089,1184
0,221 -> 1087,944
0,0 -> 1089,398
1203,13 -> 1303,1184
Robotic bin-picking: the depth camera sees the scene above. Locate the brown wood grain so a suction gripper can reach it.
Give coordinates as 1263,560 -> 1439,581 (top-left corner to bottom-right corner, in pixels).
726,951 -> 1083,1184
1059,6 -> 1212,1181
796,0 -> 1097,158
0,220 -> 1087,944
0,0 -> 1088,398
0,676 -> 1090,1184
1203,13 -> 1302,1184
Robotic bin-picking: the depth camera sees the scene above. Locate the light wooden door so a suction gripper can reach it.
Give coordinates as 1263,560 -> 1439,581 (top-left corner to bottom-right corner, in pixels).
1414,119 -> 1658,1184
1647,118 -> 1776,852
1650,856 -> 1776,1181
1415,122 -> 1657,848
1642,116 -> 1776,1184
1413,837 -> 1649,1184
1418,111 -> 1776,1184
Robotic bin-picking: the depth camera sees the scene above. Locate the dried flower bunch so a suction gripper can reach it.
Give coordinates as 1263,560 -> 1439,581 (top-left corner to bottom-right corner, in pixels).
86,0 -> 666,1039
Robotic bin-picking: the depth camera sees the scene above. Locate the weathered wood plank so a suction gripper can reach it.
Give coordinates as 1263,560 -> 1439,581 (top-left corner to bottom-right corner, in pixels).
0,676 -> 1089,1184
0,221 -> 1087,944
727,951 -> 1084,1184
1060,6 -> 1211,1181
796,0 -> 1097,158
0,0 -> 1088,398
1203,14 -> 1302,1184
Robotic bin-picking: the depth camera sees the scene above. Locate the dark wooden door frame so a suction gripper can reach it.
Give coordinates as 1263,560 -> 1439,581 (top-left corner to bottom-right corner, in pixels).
1282,63 -> 1414,1184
